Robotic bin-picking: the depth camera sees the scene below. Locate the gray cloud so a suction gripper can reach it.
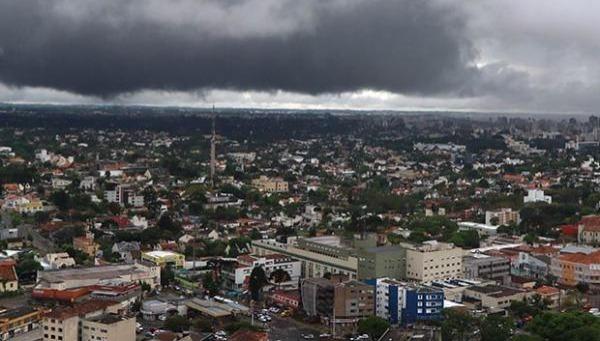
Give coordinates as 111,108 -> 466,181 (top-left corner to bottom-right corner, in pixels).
0,0 -> 490,98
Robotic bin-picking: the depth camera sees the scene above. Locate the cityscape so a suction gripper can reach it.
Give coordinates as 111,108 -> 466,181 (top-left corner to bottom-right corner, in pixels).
1,1 -> 600,341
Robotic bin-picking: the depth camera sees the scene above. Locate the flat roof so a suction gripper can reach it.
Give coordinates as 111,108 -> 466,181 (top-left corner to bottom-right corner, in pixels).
144,250 -> 182,258
38,264 -> 148,284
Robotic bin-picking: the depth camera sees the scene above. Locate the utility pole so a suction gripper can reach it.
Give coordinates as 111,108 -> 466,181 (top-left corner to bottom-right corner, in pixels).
210,106 -> 216,189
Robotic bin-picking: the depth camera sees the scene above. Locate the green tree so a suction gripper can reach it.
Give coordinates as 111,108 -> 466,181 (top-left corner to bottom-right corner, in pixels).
357,316 -> 390,340
481,315 -> 513,341
15,253 -> 42,279
161,265 -> 175,286
163,315 -> 190,332
442,309 -> 478,341
202,272 -> 221,296
248,266 -> 269,301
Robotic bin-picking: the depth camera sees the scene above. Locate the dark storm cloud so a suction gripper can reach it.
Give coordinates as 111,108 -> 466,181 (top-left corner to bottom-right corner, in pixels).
0,0 -> 485,97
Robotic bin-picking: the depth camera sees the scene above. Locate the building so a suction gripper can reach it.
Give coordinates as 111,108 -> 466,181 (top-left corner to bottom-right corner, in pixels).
80,314 -> 135,341
301,278 -> 334,318
485,208 -> 520,226
41,300 -> 129,341
463,253 -> 510,284
41,253 -> 76,270
369,278 -> 444,325
458,222 -> 499,236
36,263 -> 161,290
229,330 -> 268,341
0,306 -> 46,340
222,253 -> 301,291
0,260 -> 18,293
405,241 -> 464,282
269,290 -> 301,310
513,252 -> 551,280
73,230 -> 99,257
403,285 -> 444,325
251,176 -> 288,193
577,215 -> 600,245
550,249 -> 600,288
111,242 -> 141,263
141,251 -> 185,268
333,280 -> 374,326
463,285 -> 531,310
524,189 -> 552,204
253,236 -> 358,280
357,246 -> 406,281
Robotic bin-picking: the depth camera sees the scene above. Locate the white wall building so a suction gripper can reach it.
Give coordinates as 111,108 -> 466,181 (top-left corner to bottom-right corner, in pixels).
524,189 -> 552,204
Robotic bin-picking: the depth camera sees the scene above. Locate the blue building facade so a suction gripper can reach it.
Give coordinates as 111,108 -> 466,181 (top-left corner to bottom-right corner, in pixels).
368,278 -> 444,326
403,286 -> 444,325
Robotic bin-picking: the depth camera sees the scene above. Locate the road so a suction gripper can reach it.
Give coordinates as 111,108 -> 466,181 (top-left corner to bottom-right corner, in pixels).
268,315 -> 324,341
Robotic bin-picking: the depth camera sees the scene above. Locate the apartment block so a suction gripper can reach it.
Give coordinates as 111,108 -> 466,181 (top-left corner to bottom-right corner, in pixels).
81,314 -> 135,341
368,278 -> 444,325
550,249 -> 600,288
333,280 -> 374,325
405,241 -> 464,282
485,208 -> 520,226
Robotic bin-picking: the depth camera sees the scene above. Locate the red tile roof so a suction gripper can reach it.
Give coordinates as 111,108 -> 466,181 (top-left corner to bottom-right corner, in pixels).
559,250 -> 600,265
43,299 -> 118,320
580,215 -> 600,232
0,261 -> 17,282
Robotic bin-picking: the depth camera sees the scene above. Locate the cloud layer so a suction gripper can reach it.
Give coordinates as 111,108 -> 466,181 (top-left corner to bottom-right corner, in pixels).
0,0 -> 484,98
0,0 -> 599,113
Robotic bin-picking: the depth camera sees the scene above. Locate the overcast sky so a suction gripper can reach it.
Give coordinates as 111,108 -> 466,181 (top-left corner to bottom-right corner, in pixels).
0,0 -> 598,113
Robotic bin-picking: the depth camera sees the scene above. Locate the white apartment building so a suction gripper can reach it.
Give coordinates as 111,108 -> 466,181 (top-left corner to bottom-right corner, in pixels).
405,241 -> 464,282
524,189 -> 552,204
224,253 -> 301,290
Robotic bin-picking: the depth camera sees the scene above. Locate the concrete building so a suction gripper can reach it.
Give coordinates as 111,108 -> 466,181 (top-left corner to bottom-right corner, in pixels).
252,237 -> 358,279
550,249 -> 600,288
37,263 -> 161,290
405,241 -> 464,282
251,176 -> 288,193
368,278 -> 444,325
463,285 -> 531,310
524,189 -> 552,204
463,253 -> 510,284
485,208 -> 520,226
513,252 -> 551,280
222,253 -> 301,291
333,280 -> 374,326
81,314 -> 135,341
141,251 -> 185,268
301,278 -> 334,317
357,246 -> 406,280
41,300 -> 124,341
0,306 -> 46,340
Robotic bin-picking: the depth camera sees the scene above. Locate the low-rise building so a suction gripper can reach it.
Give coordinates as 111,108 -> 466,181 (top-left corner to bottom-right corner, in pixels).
0,260 -> 18,293
463,253 -> 510,285
0,306 -> 46,340
41,253 -> 76,270
36,263 -> 161,290
81,313 -> 135,341
251,176 -> 288,193
222,253 -> 301,291
463,285 -> 531,310
141,251 -> 185,268
524,189 -> 552,204
550,249 -> 600,288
